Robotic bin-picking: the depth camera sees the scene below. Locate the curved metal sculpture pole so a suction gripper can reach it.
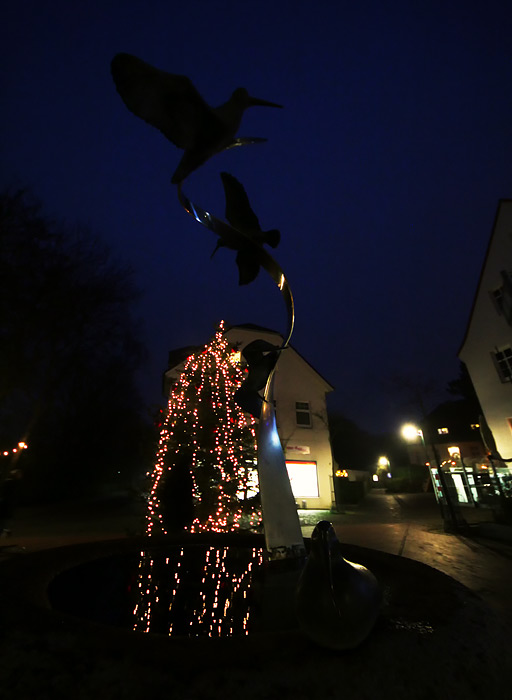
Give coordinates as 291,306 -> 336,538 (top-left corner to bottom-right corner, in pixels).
177,183 -> 305,559
258,373 -> 305,558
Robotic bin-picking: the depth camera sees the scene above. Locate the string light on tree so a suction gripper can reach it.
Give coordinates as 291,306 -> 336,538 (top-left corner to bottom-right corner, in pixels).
145,320 -> 260,535
134,322 -> 263,637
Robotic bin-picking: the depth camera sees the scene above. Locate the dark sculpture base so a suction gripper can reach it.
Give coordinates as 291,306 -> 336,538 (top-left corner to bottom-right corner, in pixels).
0,535 -> 510,699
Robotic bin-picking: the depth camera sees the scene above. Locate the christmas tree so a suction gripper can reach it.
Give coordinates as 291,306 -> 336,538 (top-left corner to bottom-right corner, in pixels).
146,321 -> 260,536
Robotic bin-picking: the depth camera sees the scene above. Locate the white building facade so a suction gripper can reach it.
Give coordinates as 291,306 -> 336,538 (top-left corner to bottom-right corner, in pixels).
459,200 -> 512,459
225,325 -> 335,510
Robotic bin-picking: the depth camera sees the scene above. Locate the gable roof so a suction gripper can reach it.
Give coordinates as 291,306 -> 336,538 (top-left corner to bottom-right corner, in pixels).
164,323 -> 334,393
226,324 -> 334,392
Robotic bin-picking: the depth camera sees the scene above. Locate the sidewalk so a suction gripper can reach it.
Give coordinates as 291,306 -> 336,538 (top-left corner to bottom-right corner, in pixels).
324,490 -> 512,626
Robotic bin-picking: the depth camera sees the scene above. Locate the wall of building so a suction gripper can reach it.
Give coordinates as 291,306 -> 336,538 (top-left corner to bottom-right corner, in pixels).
226,326 -> 335,509
459,201 -> 512,459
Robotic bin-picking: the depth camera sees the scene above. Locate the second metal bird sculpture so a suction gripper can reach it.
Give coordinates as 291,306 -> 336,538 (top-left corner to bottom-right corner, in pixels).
111,53 -> 283,184
213,172 -> 280,285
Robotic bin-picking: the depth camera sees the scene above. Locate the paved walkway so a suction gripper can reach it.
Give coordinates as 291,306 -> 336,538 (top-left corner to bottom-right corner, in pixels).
322,490 -> 512,626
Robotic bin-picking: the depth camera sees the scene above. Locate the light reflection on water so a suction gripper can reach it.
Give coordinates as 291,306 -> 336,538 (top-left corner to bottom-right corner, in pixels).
132,545 -> 265,637
48,545 -> 266,638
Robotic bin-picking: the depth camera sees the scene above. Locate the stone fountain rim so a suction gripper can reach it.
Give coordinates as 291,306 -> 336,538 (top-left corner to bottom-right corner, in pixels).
1,531 -> 510,698
0,532 -> 483,641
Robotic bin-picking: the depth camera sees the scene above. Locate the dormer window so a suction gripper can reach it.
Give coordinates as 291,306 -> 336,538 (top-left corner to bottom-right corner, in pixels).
490,286 -> 504,313
491,271 -> 512,324
437,427 -> 449,435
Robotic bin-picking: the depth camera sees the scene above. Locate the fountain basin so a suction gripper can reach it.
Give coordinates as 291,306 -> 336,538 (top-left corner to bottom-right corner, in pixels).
0,534 -> 510,699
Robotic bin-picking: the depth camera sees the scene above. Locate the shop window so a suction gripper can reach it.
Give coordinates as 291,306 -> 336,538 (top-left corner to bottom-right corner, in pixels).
286,461 -> 319,497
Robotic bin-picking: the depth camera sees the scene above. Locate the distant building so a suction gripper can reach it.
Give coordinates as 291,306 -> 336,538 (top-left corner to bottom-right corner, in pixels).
407,399 -> 486,467
164,323 -> 336,509
459,200 -> 512,459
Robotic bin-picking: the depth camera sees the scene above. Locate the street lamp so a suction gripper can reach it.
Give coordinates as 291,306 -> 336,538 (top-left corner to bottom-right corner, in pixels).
400,422 -> 463,532
401,424 -> 429,464
377,456 -> 390,481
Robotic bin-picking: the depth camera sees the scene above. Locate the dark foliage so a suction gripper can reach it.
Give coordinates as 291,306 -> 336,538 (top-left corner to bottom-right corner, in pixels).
328,412 -> 409,473
0,188 -> 149,501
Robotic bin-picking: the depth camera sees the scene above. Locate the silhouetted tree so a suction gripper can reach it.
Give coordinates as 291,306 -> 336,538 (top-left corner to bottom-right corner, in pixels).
446,361 -> 481,409
0,188 -> 148,500
328,413 -> 378,471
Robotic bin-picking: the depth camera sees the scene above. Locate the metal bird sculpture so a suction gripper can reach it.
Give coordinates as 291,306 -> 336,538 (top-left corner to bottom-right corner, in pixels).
296,521 -> 381,650
234,339 -> 280,417
111,53 -> 283,184
211,172 -> 280,285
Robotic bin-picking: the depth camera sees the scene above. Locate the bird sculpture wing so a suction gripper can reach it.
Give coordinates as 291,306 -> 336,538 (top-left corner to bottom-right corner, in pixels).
220,171 -> 261,232
111,53 -> 217,149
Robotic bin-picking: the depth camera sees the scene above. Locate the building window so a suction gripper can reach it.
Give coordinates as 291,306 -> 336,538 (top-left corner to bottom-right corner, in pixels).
437,427 -> 449,434
501,270 -> 512,324
490,272 -> 512,325
470,423 -> 480,430
286,461 -> 319,498
492,346 -> 512,382
295,401 -> 311,427
490,286 -> 504,313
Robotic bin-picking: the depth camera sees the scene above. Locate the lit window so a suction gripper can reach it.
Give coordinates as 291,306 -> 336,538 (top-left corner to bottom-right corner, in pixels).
492,346 -> 512,382
470,423 -> 480,430
295,401 -> 311,427
286,461 -> 319,497
231,351 -> 242,365
437,427 -> 449,434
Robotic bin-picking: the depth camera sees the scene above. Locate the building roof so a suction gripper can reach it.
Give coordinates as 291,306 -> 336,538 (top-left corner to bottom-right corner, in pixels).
164,323 -> 334,393
226,324 -> 334,392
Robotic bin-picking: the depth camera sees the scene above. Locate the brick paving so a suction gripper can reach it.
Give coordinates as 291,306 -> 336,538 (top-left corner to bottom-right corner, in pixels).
325,490 -> 512,627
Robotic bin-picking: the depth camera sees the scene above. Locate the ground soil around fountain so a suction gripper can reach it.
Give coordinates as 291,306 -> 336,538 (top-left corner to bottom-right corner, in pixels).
0,534 -> 511,700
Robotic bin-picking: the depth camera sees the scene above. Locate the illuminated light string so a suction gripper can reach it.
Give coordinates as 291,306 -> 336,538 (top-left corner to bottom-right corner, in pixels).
1,441 -> 28,457
134,321 -> 263,636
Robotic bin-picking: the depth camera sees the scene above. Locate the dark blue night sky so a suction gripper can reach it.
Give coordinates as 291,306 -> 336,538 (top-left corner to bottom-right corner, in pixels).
2,1 -> 512,433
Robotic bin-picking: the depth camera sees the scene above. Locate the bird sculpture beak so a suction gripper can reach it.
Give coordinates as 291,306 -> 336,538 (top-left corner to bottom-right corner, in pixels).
247,95 -> 283,109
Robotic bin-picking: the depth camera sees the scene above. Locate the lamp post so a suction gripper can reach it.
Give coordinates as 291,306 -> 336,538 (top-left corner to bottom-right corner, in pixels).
401,423 -> 464,532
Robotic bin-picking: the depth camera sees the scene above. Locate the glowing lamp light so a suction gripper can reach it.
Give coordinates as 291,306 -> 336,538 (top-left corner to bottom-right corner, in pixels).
401,424 -> 421,441
372,474 -> 379,482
